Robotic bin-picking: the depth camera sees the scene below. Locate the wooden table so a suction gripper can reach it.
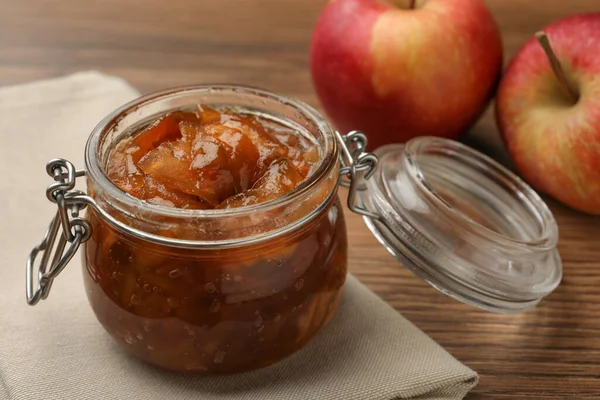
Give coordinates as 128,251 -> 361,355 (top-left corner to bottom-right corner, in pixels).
2,1 -> 599,398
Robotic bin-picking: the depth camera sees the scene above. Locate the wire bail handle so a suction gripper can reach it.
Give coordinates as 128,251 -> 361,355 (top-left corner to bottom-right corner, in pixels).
26,159 -> 92,306
336,131 -> 380,219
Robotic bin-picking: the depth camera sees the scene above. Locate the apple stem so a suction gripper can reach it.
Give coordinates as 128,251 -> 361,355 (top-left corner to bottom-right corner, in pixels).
409,0 -> 416,9
535,31 -> 579,103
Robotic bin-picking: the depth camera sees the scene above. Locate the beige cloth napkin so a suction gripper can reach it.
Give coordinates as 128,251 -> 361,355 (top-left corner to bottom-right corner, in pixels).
0,72 -> 478,400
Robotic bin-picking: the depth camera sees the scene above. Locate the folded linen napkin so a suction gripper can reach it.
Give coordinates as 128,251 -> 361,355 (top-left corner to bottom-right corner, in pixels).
0,71 -> 478,400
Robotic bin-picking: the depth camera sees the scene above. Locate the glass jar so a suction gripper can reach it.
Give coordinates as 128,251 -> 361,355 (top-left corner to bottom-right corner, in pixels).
26,85 -> 563,374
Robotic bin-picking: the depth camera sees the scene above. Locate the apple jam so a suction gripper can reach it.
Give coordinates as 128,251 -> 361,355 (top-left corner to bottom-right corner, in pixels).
105,107 -> 321,210
82,101 -> 347,373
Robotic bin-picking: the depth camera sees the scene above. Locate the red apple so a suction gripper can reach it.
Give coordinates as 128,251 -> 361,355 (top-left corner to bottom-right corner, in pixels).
310,0 -> 503,150
496,13 -> 600,215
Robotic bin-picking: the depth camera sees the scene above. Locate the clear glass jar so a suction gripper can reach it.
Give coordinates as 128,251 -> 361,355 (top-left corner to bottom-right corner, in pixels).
26,84 -> 562,375
84,86 -> 346,373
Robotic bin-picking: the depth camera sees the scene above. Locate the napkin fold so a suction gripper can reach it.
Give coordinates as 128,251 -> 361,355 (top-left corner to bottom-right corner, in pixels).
0,72 -> 478,400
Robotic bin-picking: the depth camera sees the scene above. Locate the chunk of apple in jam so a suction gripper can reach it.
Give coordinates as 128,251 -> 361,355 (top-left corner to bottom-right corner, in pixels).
220,116 -> 288,180
106,140 -> 209,209
138,129 -> 235,207
129,111 -> 199,164
217,158 -> 304,209
197,105 -> 222,125
188,122 -> 259,193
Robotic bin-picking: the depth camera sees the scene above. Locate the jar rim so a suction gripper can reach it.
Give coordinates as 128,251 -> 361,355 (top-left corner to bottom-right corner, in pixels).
85,84 -> 338,219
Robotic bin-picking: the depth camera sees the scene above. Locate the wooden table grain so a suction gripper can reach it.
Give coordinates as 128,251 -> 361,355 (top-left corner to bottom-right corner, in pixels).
1,1 -> 599,398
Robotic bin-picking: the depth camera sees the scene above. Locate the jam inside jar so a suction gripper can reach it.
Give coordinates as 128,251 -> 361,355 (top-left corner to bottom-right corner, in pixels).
82,86 -> 345,373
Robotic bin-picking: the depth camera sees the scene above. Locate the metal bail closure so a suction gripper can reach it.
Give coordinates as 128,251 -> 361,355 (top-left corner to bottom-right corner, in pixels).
26,159 -> 92,306
336,131 -> 379,219
336,133 -> 563,314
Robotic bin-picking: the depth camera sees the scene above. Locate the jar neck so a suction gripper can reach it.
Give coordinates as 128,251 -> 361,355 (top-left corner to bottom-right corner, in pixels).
84,85 -> 339,248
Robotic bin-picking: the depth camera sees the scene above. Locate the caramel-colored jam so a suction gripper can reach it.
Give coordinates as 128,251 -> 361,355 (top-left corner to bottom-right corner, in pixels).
106,106 -> 319,209
83,106 -> 347,373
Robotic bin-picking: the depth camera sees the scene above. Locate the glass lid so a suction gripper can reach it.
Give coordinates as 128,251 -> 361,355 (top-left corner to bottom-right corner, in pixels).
354,136 -> 562,314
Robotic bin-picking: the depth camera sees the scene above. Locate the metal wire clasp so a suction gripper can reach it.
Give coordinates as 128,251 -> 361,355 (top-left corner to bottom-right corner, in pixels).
336,131 -> 379,219
26,159 -> 92,306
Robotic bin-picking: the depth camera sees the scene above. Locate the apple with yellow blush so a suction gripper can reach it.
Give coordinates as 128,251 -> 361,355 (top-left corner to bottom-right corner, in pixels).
310,0 -> 503,150
496,13 -> 600,215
